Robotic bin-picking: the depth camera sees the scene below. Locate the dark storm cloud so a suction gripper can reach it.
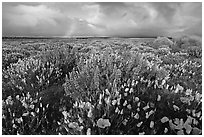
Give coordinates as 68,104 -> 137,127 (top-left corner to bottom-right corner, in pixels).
2,2 -> 202,37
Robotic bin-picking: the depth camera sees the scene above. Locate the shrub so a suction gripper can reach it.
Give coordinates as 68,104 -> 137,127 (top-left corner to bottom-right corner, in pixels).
152,37 -> 173,49
186,46 -> 202,58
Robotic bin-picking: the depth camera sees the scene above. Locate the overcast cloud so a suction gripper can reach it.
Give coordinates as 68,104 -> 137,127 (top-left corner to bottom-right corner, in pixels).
2,2 -> 202,37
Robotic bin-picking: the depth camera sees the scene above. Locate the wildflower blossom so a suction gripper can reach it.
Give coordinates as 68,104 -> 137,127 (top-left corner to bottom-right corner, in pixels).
122,119 -> 128,125
150,121 -> 154,128
5,96 -> 13,105
115,107 -> 119,113
112,100 -> 117,106
22,112 -> 29,117
127,104 -> 132,109
62,111 -> 68,119
134,113 -> 139,119
87,128 -> 91,135
157,95 -> 161,101
16,117 -> 23,123
99,94 -> 103,104
97,118 -> 111,128
129,88 -> 133,93
125,88 -> 129,92
120,109 -> 124,114
85,102 -> 92,109
137,121 -> 143,127
185,89 -> 193,96
196,111 -> 201,118
123,100 -> 128,106
87,109 -> 92,118
143,105 -> 149,110
164,128 -> 168,133
30,104 -> 35,109
68,122 -> 79,129
139,132 -> 145,135
173,105 -> 179,111
105,89 -> 110,95
135,97 -> 139,102
31,112 -> 35,117
161,116 -> 169,123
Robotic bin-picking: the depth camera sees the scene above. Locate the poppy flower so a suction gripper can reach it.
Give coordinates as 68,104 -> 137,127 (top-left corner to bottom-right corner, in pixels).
112,100 -> 117,106
150,121 -> 154,128
134,113 -> 139,119
97,118 -> 111,128
87,128 -> 91,135
161,116 -> 169,123
164,128 -> 168,133
68,122 -> 79,129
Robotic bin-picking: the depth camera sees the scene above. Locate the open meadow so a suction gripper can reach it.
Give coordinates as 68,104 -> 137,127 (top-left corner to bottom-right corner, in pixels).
2,36 -> 202,135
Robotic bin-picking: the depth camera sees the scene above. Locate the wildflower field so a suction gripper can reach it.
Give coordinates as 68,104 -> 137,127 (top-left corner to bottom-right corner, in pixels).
2,36 -> 202,135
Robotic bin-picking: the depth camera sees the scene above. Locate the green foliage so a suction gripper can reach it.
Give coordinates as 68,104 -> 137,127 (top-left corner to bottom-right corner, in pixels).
2,38 -> 202,135
152,37 -> 174,49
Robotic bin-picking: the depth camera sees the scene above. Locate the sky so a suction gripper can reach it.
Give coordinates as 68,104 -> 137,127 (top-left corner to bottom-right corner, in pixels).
2,2 -> 202,37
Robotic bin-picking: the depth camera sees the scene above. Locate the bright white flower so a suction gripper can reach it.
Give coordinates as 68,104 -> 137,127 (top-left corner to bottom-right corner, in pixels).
115,107 -> 119,113
127,104 -> 132,109
125,88 -> 129,92
112,100 -> 117,106
139,132 -> 145,135
85,102 -> 92,109
195,92 -> 202,102
143,105 -> 149,110
177,84 -> 184,91
123,100 -> 128,106
129,88 -> 133,93
164,128 -> 168,133
68,122 -> 79,129
173,105 -> 180,111
157,95 -> 161,101
150,121 -> 154,128
161,79 -> 166,85
161,117 -> 169,123
105,89 -> 110,95
186,89 -> 192,96
135,97 -> 139,102
99,94 -> 103,104
137,102 -> 141,107
16,95 -> 20,100
196,111 -> 201,118
137,121 -> 143,127
87,109 -> 92,118
16,117 -> 23,123
87,128 -> 91,135
120,109 -> 124,114
134,113 -> 139,119
192,110 -> 196,117
30,104 -> 35,109
78,116 -> 83,124
31,112 -> 35,117
62,111 -> 68,119
122,119 -> 128,125
97,118 -> 111,128
22,112 -> 29,117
